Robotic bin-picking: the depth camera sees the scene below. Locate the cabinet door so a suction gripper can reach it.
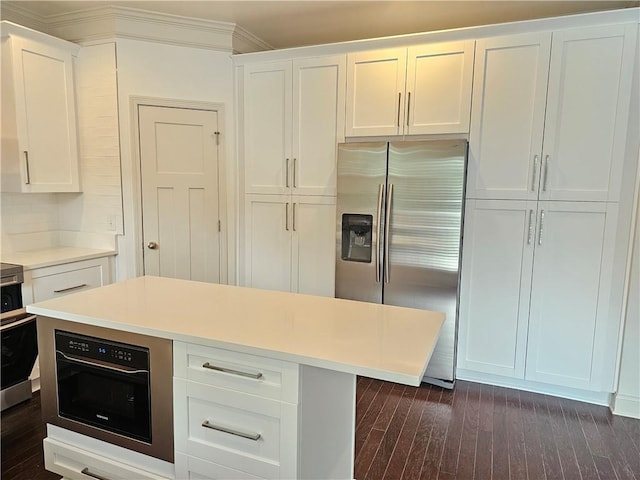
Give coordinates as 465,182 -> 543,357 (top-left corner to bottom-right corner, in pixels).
244,62 -> 292,194
346,48 -> 406,136
244,195 -> 292,292
406,41 -> 474,135
292,56 -> 345,196
291,196 -> 336,297
9,36 -> 80,192
526,202 -> 617,391
540,24 -> 637,202
457,200 -> 536,378
466,33 -> 551,200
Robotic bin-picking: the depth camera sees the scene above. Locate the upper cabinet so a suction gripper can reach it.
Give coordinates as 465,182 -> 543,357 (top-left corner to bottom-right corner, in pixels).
345,40 -> 474,137
1,22 -> 81,193
243,55 -> 346,196
467,24 -> 637,202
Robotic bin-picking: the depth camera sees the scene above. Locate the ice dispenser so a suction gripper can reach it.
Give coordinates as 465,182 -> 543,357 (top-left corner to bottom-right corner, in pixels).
341,214 -> 373,262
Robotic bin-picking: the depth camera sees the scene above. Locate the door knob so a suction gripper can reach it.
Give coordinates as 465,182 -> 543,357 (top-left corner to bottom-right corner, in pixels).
147,241 -> 158,250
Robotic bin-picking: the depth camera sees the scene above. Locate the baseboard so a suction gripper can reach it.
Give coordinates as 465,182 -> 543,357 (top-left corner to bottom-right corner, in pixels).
612,393 -> 640,419
457,369 -> 613,406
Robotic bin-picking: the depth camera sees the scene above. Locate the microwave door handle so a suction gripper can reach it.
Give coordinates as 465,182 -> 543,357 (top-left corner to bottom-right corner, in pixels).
375,184 -> 384,283
55,350 -> 149,375
0,314 -> 36,332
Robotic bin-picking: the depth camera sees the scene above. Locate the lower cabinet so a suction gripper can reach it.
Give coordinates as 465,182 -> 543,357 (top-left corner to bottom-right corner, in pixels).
244,194 -> 336,297
458,199 -> 619,392
175,453 -> 265,480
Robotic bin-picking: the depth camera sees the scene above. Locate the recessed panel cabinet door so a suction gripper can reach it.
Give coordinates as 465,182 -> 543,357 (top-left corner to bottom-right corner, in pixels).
466,33 -> 551,200
244,62 -> 292,194
525,202 -> 618,390
406,40 -> 474,135
346,48 -> 407,136
540,24 -> 636,202
457,200 -> 536,378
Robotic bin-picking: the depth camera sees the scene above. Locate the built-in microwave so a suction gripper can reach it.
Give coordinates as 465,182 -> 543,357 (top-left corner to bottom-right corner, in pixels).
37,316 -> 174,463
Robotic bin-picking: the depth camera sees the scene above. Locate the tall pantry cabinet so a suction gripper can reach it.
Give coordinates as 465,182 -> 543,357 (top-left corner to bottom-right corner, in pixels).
241,56 -> 345,297
458,24 -> 637,392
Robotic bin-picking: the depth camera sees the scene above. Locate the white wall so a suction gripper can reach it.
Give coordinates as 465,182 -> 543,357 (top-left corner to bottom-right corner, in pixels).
0,193 -> 60,251
114,38 -> 236,283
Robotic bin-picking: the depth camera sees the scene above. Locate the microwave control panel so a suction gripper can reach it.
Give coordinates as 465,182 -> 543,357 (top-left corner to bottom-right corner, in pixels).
55,330 -> 149,369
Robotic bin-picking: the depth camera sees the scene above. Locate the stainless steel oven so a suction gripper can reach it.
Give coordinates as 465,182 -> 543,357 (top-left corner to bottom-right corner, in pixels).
1,262 -> 38,411
38,316 -> 174,463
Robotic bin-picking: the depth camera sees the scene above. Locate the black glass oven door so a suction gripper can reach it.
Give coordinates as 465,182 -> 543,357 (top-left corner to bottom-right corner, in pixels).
56,353 -> 152,443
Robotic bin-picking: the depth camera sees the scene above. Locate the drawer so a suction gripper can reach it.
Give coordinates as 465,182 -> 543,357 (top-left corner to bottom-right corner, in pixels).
31,258 -> 109,302
174,379 -> 298,479
174,341 -> 299,403
43,437 -> 170,480
175,452 -> 265,480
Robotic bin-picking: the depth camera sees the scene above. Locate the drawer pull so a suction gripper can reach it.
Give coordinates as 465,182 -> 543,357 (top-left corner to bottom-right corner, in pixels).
53,283 -> 87,293
81,467 -> 112,480
202,420 -> 261,441
202,362 -> 263,380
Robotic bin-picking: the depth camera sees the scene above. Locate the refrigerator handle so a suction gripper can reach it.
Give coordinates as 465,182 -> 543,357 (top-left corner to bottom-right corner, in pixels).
375,184 -> 384,283
384,183 -> 393,284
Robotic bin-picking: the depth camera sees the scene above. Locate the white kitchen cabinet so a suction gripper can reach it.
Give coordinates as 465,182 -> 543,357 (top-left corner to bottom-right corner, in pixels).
1,21 -> 80,193
458,200 -> 619,392
345,40 -> 474,136
244,194 -> 336,296
244,55 -> 345,196
467,24 -> 636,202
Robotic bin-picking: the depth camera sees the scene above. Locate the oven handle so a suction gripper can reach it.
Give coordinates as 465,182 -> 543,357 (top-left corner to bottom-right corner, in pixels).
55,350 -> 149,375
0,275 -> 21,287
0,314 -> 36,332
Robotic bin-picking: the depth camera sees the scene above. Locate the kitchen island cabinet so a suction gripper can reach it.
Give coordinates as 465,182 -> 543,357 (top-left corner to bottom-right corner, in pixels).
29,276 -> 444,479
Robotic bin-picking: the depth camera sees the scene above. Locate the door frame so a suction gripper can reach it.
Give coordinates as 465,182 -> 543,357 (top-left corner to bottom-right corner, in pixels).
130,96 -> 228,283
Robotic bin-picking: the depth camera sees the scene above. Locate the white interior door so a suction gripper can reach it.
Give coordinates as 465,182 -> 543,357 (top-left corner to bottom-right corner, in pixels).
139,105 -> 221,282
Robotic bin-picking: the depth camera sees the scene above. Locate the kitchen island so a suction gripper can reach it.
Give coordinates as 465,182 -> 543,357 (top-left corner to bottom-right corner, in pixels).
29,276 -> 444,480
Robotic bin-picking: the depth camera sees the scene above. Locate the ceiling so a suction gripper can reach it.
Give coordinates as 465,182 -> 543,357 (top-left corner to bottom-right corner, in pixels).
3,1 -> 639,49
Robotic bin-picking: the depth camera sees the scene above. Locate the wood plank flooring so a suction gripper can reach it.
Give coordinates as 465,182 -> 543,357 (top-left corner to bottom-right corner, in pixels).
1,380 -> 638,480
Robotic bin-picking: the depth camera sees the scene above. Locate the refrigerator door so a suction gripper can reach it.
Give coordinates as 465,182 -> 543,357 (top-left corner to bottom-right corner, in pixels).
384,141 -> 467,382
335,143 -> 387,303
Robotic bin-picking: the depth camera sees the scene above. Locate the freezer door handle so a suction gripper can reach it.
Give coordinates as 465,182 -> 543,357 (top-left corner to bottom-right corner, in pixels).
375,183 -> 384,283
384,183 -> 394,284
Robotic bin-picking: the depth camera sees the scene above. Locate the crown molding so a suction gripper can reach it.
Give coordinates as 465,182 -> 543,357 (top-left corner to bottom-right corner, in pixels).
3,5 -> 272,54
0,2 -> 49,33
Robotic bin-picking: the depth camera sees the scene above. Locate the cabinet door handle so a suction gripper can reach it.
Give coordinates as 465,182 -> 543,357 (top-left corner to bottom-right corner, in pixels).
531,155 -> 539,192
527,209 -> 534,245
292,203 -> 297,232
538,209 -> 545,245
202,361 -> 263,380
542,155 -> 550,192
406,91 -> 411,127
285,202 -> 289,231
397,92 -> 402,127
24,151 -> 30,184
53,284 -> 87,293
81,467 -> 112,480
293,158 -> 297,188
285,158 -> 290,188
202,420 -> 261,441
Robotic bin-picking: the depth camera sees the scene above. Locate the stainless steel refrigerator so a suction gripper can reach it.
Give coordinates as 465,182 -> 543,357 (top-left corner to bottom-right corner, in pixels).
335,140 -> 467,388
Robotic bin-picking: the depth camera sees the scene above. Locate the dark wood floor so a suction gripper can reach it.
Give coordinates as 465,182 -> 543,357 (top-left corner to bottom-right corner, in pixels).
2,381 -> 639,480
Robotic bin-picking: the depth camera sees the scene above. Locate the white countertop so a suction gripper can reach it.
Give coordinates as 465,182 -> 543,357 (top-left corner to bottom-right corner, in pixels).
27,276 -> 445,386
2,247 -> 117,270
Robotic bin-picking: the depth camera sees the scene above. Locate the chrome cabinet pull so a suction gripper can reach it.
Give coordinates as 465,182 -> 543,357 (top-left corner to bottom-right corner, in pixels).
538,209 -> 545,245
397,92 -> 402,127
292,203 -> 297,232
527,209 -> 534,244
202,361 -> 263,380
542,155 -> 550,192
384,184 -> 393,284
53,284 -> 87,293
285,202 -> 289,231
531,155 -> 539,192
24,151 -> 30,184
202,420 -> 261,441
406,91 -> 411,127
285,158 -> 290,188
81,467 -> 111,480
293,158 -> 297,188
375,184 -> 384,283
